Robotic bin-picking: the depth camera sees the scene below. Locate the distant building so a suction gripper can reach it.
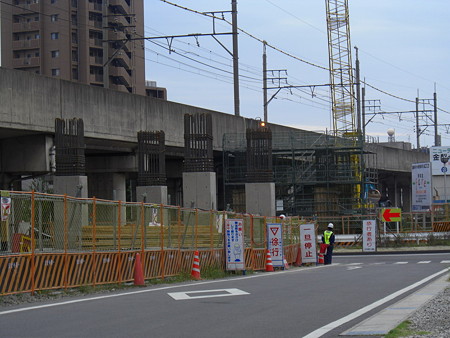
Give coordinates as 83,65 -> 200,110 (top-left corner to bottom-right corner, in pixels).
145,80 -> 167,100
0,0 -> 145,95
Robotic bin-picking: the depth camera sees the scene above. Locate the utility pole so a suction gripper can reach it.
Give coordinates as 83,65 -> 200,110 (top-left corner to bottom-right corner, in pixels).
354,47 -> 361,136
263,41 -> 268,123
232,0 -> 240,116
416,97 -> 420,149
434,90 -> 439,146
362,85 -> 366,140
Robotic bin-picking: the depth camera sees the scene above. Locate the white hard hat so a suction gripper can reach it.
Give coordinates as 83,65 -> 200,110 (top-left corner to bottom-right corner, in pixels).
280,214 -> 286,219
328,223 -> 334,228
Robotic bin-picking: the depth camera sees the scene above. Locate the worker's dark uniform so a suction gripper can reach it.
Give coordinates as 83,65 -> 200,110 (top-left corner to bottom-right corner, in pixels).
322,228 -> 335,265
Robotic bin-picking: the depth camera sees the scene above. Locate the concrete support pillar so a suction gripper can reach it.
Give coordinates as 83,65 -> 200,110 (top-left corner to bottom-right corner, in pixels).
53,175 -> 88,250
182,172 -> 216,210
245,182 -> 275,217
112,173 -> 126,202
136,186 -> 168,205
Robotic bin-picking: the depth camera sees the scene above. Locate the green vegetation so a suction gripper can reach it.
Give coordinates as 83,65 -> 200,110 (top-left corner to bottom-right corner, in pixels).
385,320 -> 429,337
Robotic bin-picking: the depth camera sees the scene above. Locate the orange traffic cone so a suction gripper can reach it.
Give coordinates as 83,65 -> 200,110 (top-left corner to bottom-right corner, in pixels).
265,250 -> 274,272
191,250 -> 201,280
318,243 -> 328,264
294,246 -> 302,266
134,253 -> 145,286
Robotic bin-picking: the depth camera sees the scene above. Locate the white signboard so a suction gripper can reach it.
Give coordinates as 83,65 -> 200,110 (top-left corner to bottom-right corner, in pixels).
412,163 -> 432,211
299,224 -> 317,263
225,219 -> 245,270
362,220 -> 376,252
1,197 -> 11,221
430,146 -> 450,175
267,223 -> 283,267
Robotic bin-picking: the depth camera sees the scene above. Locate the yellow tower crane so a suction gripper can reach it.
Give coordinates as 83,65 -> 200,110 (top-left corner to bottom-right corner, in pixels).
325,0 -> 363,209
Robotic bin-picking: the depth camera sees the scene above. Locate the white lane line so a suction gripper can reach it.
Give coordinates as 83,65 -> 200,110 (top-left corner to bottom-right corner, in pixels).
393,262 -> 408,264
303,268 -> 449,338
441,260 -> 450,264
346,263 -> 363,266
417,261 -> 431,264
168,288 -> 249,300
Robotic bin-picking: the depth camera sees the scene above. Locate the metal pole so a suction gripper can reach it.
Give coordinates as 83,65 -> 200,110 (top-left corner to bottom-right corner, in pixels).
416,97 -> 420,149
263,41 -> 267,123
362,86 -> 366,140
434,91 -> 439,146
355,47 -> 361,135
232,0 -> 240,116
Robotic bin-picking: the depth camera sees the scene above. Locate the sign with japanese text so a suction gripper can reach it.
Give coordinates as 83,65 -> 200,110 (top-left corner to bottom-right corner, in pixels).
299,224 -> 317,264
1,196 -> 11,221
362,220 -> 376,252
267,223 -> 283,267
225,219 -> 245,270
430,146 -> 450,175
412,163 -> 432,211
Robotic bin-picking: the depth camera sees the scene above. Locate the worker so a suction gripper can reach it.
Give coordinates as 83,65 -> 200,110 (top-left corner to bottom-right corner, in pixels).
322,223 -> 335,265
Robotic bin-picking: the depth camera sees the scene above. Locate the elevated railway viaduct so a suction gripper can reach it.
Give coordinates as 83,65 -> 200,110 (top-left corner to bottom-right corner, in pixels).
0,67 -> 428,214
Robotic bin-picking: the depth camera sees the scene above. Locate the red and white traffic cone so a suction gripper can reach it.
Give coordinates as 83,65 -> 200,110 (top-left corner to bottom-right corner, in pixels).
265,250 -> 274,272
318,243 -> 328,264
191,250 -> 201,280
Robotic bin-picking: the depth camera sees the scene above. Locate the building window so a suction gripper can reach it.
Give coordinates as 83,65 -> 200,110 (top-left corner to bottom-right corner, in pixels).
51,68 -> 60,76
51,50 -> 60,58
51,0 -> 56,3
71,0 -> 78,8
51,32 -> 59,40
35,33 -> 40,39
51,14 -> 58,22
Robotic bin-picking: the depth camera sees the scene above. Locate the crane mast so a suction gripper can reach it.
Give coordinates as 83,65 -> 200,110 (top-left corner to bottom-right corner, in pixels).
325,0 -> 356,137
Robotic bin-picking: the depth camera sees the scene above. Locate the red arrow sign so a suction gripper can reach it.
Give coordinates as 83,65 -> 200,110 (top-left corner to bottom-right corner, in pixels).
382,208 -> 401,222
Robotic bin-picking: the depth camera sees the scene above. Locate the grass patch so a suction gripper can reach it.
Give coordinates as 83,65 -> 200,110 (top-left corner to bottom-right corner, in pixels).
385,320 -> 429,337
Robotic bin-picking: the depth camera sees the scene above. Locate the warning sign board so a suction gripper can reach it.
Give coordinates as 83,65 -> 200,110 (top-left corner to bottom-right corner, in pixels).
267,223 -> 283,267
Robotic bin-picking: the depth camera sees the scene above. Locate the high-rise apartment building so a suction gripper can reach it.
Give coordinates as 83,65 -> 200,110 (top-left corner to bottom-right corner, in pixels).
0,0 -> 145,95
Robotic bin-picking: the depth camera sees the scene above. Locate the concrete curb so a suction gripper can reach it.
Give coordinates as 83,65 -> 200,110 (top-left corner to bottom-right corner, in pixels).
341,272 -> 450,336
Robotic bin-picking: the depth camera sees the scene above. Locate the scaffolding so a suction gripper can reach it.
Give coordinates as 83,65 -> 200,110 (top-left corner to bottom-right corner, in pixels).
223,130 -> 377,216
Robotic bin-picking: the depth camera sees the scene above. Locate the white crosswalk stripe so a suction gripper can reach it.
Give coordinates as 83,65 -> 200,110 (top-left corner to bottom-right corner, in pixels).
441,260 -> 450,264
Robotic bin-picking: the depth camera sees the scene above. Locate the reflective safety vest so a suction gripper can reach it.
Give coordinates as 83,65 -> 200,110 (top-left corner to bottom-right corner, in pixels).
324,230 -> 333,245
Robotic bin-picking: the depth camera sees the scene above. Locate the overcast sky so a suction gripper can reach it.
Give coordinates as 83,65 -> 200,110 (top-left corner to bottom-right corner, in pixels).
144,0 -> 450,148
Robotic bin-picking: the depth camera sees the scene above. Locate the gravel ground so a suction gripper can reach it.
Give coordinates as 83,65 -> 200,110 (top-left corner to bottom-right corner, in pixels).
406,286 -> 450,338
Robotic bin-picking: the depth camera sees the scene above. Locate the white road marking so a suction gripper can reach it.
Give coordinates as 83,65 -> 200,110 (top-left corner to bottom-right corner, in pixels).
394,262 -> 408,264
417,261 -> 431,264
168,288 -> 249,300
441,260 -> 450,264
346,263 -> 363,266
303,268 -> 449,338
347,266 -> 362,271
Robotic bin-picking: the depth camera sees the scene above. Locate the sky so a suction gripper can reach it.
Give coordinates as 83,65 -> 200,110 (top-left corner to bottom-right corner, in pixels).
144,0 -> 450,148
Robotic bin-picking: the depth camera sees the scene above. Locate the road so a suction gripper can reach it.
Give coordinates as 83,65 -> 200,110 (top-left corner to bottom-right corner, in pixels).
1,252 -> 449,338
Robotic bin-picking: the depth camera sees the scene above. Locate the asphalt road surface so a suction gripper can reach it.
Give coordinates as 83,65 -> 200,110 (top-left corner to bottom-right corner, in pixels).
1,252 -> 449,338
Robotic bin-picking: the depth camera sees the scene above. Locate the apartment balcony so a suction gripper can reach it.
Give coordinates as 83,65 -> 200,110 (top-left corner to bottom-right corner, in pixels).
108,29 -> 127,41
90,73 -> 104,84
88,2 -> 103,12
12,57 -> 40,68
89,36 -> 103,47
109,66 -> 131,87
109,0 -> 130,14
12,39 -> 40,50
12,21 -> 40,32
108,14 -> 129,29
90,56 -> 103,66
12,3 -> 40,15
111,51 -> 131,70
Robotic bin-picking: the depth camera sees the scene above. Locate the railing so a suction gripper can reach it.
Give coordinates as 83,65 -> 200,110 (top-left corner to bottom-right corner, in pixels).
0,191 -> 303,295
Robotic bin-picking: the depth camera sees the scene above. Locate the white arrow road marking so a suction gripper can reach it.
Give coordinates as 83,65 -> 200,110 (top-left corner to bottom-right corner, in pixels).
168,288 -> 249,300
